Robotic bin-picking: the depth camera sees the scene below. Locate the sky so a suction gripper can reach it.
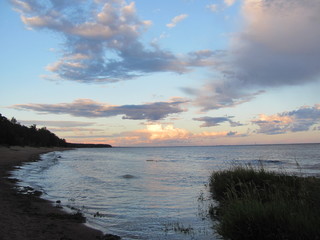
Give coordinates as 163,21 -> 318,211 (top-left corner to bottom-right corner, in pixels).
1,0 -> 320,146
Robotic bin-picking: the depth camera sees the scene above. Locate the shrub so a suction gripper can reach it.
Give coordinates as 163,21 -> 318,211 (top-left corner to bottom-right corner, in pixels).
209,166 -> 320,240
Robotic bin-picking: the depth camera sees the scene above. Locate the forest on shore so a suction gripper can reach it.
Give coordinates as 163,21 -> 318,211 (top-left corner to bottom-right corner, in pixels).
0,113 -> 111,148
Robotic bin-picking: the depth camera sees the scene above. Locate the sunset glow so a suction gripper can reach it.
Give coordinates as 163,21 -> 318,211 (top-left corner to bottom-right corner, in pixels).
1,0 -> 319,146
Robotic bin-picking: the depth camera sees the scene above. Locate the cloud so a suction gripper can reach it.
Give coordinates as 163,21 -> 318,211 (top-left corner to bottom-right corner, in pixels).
11,1 -> 210,83
20,120 -> 95,127
49,127 -> 103,132
185,0 -> 320,111
105,123 -> 238,146
224,0 -> 236,7
227,131 -> 237,136
252,104 -> 320,135
166,14 -> 188,28
12,98 -> 188,121
206,4 -> 218,12
193,116 -> 243,127
64,134 -> 112,139
19,120 -> 104,134
231,0 -> 320,88
183,81 -> 264,111
141,124 -> 190,141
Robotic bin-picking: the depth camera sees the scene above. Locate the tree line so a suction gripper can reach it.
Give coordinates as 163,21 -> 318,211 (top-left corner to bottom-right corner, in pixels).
0,114 -> 67,147
0,113 -> 112,148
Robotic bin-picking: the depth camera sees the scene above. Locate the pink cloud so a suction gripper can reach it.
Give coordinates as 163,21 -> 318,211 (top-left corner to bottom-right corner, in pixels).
104,123 -> 239,146
252,104 -> 320,135
166,14 -> 188,28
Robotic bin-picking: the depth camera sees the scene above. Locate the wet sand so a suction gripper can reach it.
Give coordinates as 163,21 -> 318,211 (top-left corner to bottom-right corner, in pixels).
0,146 -> 119,240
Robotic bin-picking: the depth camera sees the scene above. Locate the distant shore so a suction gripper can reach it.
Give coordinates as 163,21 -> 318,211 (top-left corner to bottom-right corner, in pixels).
0,146 -> 119,240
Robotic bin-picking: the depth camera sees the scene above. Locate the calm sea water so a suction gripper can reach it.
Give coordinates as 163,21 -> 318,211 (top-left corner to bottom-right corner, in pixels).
12,144 -> 320,239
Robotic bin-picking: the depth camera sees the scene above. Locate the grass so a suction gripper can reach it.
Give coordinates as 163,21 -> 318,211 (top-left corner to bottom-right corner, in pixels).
209,166 -> 320,240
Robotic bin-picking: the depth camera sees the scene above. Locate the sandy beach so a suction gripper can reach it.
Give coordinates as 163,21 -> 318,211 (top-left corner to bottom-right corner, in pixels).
0,146 -> 119,240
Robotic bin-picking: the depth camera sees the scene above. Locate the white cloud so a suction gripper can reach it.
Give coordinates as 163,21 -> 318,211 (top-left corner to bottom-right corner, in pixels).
224,0 -> 236,7
166,14 -> 188,28
206,4 -> 218,12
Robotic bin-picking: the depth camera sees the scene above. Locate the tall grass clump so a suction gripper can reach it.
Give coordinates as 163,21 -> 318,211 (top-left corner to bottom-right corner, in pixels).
209,166 -> 320,240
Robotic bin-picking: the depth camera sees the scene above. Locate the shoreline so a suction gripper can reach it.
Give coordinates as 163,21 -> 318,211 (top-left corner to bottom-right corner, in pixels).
0,146 -> 119,240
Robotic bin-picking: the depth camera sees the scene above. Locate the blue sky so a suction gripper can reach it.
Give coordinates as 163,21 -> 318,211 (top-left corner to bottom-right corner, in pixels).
1,0 -> 320,146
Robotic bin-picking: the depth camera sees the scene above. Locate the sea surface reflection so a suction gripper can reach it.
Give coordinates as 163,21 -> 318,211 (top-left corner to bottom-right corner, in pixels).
12,144 -> 320,239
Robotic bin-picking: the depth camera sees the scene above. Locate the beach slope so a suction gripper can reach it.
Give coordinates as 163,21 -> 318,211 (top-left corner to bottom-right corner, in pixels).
0,146 -> 115,240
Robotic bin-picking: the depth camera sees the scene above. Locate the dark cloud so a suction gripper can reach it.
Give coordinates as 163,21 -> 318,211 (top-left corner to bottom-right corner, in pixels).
231,0 -> 320,88
227,131 -> 237,136
11,0 -> 215,83
252,104 -> 320,135
193,116 -> 244,127
184,0 -> 320,111
193,116 -> 230,127
283,104 -> 320,132
12,98 -> 188,121
183,81 -> 264,111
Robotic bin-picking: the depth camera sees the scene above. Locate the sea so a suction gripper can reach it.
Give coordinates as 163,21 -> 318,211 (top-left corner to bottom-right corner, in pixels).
11,144 -> 320,240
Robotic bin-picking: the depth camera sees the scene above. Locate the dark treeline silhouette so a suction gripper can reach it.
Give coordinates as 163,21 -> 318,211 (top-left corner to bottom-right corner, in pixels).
0,114 -> 67,147
0,114 -> 111,148
66,143 -> 112,148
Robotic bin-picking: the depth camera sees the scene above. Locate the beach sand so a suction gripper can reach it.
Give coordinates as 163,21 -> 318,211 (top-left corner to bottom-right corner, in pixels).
0,146 -> 119,240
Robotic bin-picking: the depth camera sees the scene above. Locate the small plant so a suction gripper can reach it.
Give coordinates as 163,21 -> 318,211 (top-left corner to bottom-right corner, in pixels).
163,222 -> 194,235
295,158 -> 303,176
198,190 -> 205,201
